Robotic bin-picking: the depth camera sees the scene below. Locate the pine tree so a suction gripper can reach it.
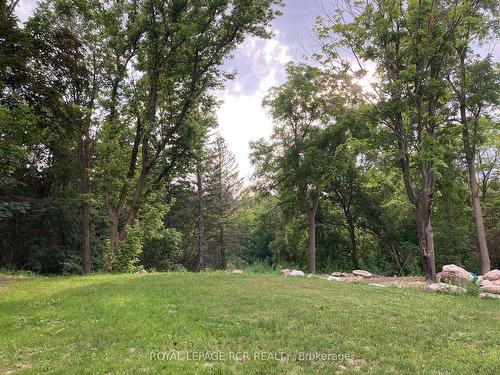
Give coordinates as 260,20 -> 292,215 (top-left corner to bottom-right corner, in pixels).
205,136 -> 243,269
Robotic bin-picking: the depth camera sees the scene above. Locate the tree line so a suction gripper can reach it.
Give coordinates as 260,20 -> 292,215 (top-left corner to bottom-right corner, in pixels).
0,0 -> 279,273
1,0 -> 498,280
250,0 -> 499,279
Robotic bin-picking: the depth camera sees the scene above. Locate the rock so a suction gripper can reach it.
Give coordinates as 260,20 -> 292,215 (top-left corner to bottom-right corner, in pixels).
480,284 -> 500,295
451,285 -> 467,294
281,269 -> 291,277
428,282 -> 466,294
428,283 -> 444,292
331,272 -> 347,277
484,269 -> 500,281
478,275 -> 485,283
492,280 -> 500,286
480,279 -> 492,287
135,268 -> 147,275
290,270 -> 305,277
436,272 -> 442,282
307,273 -> 316,278
327,276 -> 345,282
440,264 -> 472,285
225,269 -> 242,274
352,270 -> 372,278
479,292 -> 500,299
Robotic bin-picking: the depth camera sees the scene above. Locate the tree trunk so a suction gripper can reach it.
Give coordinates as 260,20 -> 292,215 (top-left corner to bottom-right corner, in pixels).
386,240 -> 404,276
468,166 -> 490,274
101,5 -> 161,268
195,166 -> 206,272
219,224 -> 226,269
307,211 -> 316,274
77,122 -> 91,275
107,215 -> 120,270
415,205 -> 436,281
457,50 -> 490,274
346,216 -> 358,270
299,190 -> 319,274
81,201 -> 91,274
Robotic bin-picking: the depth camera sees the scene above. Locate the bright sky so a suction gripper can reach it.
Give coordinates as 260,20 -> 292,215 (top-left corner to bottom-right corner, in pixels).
14,1 -> 499,181
216,2 -> 320,179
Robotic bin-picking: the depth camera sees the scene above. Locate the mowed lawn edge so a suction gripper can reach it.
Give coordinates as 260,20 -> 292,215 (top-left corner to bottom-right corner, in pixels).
1,273 -> 499,374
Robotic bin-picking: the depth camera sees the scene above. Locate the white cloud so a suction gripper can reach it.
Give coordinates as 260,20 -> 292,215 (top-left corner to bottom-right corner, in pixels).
216,72 -> 275,181
216,37 -> 291,181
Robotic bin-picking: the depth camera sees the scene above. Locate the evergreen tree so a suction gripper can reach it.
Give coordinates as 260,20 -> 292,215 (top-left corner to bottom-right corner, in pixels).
205,135 -> 243,269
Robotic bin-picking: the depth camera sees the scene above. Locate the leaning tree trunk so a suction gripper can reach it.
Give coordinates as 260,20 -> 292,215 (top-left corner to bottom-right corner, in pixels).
386,240 -> 404,276
465,154 -> 491,274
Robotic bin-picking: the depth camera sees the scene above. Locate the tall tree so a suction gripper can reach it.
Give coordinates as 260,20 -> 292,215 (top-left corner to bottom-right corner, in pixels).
195,158 -> 208,271
322,137 -> 361,269
316,0 -> 479,280
205,135 -> 243,269
1,1 -> 87,273
448,2 -> 499,272
99,0 -> 282,267
252,64 -> 358,273
28,0 -> 119,273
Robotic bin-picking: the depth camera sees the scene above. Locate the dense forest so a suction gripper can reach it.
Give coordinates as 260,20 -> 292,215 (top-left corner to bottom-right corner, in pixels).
1,0 -> 498,280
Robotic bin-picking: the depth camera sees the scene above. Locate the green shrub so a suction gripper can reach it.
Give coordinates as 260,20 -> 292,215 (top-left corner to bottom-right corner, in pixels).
465,280 -> 481,296
142,228 -> 182,271
226,256 -> 249,270
112,224 -> 143,273
244,260 -> 274,274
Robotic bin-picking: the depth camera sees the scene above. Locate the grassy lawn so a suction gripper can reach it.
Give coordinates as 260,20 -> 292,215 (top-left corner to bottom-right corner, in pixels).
1,273 -> 499,374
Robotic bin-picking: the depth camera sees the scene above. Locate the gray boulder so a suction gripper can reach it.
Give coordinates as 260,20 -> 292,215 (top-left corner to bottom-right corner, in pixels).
327,275 -> 345,282
480,284 -> 500,295
352,270 -> 372,278
281,269 -> 291,277
484,269 -> 500,282
440,264 -> 472,285
290,270 -> 305,277
480,279 -> 492,287
428,282 -> 466,294
331,272 -> 348,277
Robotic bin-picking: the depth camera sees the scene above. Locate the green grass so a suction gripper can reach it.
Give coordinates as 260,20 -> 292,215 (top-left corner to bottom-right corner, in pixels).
1,273 -> 499,374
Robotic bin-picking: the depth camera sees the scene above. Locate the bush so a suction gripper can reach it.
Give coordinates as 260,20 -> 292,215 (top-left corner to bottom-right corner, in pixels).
167,263 -> 187,272
244,260 -> 274,274
112,224 -> 143,273
226,255 -> 249,270
465,280 -> 481,296
142,228 -> 182,271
